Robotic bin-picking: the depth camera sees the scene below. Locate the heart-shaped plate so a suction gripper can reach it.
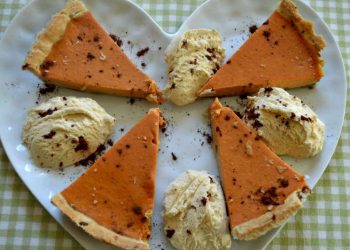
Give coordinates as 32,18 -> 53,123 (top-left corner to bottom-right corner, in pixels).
0,0 -> 346,249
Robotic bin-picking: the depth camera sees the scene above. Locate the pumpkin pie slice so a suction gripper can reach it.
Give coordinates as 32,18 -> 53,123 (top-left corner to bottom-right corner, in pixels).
51,108 -> 163,249
23,0 -> 163,104
199,0 -> 326,97
210,98 -> 310,240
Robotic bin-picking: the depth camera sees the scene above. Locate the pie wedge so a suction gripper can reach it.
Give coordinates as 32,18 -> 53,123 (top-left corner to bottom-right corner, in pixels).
51,108 -> 163,249
199,0 -> 326,97
210,98 -> 310,240
23,0 -> 163,104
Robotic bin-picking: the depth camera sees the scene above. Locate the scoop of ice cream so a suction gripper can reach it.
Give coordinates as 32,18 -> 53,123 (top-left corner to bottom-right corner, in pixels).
163,170 -> 231,250
22,96 -> 115,168
164,29 -> 225,106
243,87 -> 325,158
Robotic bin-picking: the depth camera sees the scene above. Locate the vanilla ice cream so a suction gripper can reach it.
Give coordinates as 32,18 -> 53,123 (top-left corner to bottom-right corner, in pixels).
163,170 -> 231,250
22,96 -> 115,168
243,87 -> 325,158
164,29 -> 225,106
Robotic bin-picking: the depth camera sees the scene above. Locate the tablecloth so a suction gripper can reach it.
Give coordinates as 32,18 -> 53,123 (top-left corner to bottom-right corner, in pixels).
0,0 -> 349,249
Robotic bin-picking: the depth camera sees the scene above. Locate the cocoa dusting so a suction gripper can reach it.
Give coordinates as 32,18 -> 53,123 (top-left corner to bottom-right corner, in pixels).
136,47 -> 149,57
197,129 -> 213,144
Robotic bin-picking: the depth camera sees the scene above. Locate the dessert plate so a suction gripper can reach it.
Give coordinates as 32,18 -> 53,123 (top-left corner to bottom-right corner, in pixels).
0,0 -> 346,249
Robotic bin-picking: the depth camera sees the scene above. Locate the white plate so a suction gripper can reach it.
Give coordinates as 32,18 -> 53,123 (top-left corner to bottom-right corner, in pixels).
0,0 -> 346,249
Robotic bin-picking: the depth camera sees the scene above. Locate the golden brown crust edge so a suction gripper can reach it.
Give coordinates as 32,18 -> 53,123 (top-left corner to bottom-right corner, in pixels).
277,0 -> 326,66
51,193 -> 149,250
23,0 -> 88,76
231,190 -> 310,240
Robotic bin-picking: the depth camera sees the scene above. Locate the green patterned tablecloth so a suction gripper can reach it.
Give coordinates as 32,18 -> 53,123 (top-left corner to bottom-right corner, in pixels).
0,0 -> 349,249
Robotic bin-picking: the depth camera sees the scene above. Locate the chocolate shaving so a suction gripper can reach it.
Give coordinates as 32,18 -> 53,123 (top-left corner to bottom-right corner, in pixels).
40,60 -> 55,71
43,130 -> 56,139
201,197 -> 207,206
132,206 -> 142,215
171,152 -> 177,161
38,107 -> 57,118
249,25 -> 258,34
86,52 -> 95,60
300,115 -> 312,122
263,30 -> 271,41
279,178 -> 289,188
22,63 -> 29,70
75,144 -> 106,167
79,222 -> 88,226
74,136 -> 89,152
109,34 -> 123,47
166,229 -> 175,238
136,47 -> 149,57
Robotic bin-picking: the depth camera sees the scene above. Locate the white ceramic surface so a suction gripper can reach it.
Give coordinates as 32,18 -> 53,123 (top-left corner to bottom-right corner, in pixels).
0,0 -> 346,249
